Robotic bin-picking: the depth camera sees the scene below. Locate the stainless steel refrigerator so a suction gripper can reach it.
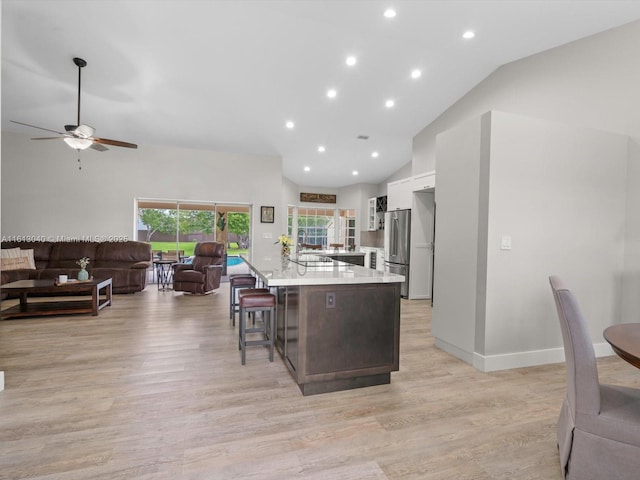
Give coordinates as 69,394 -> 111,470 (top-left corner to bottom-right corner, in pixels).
384,209 -> 411,298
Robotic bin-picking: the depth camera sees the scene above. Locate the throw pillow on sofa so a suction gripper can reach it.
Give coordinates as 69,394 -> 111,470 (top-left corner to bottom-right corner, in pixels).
0,247 -> 36,269
1,256 -> 32,270
1,247 -> 21,259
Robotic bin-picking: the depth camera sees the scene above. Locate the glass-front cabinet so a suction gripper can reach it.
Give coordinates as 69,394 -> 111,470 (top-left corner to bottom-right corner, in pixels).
368,197 -> 376,231
368,196 -> 387,231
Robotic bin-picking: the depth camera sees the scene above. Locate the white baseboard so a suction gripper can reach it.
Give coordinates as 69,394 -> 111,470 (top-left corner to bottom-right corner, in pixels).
593,342 -> 616,358
408,294 -> 430,300
434,337 -> 474,365
473,347 -> 566,372
0,371 -> 4,391
434,338 -> 615,372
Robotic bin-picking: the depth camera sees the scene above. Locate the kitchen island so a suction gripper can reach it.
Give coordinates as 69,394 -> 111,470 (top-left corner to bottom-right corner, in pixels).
241,254 -> 404,395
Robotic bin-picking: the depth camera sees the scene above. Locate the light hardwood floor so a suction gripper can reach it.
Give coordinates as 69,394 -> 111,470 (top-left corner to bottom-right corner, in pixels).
1,284 -> 638,479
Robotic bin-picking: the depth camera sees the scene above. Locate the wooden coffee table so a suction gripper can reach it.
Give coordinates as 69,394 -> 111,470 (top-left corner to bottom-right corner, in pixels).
1,278 -> 112,320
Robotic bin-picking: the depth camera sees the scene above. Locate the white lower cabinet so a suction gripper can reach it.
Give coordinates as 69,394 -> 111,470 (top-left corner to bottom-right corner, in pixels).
376,249 -> 385,272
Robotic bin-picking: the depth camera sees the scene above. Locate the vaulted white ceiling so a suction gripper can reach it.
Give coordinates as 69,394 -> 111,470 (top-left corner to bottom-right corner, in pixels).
4,0 -> 640,187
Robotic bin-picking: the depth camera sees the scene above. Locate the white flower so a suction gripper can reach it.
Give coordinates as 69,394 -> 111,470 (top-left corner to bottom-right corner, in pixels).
76,257 -> 90,269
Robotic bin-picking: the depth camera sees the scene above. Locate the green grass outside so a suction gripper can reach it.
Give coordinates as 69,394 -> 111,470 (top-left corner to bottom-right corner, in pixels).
149,241 -> 247,257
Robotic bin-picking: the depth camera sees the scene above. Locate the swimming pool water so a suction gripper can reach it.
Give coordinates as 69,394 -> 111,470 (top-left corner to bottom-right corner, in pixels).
227,256 -> 244,266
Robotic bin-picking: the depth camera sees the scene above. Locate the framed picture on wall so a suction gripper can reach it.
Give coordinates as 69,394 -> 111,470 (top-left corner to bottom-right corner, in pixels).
260,206 -> 274,223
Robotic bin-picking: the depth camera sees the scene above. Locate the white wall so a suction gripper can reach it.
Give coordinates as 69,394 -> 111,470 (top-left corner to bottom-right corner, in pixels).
432,114 -> 486,364
413,19 -> 640,176
433,111 -> 631,371
1,132 -> 284,263
482,112 -> 628,369
416,20 -> 640,370
381,161 -> 412,194
621,139 -> 640,322
338,183 -> 379,236
282,176 -> 299,218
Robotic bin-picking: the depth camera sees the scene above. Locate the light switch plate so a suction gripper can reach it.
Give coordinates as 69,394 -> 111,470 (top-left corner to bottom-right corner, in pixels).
326,292 -> 336,308
500,235 -> 512,250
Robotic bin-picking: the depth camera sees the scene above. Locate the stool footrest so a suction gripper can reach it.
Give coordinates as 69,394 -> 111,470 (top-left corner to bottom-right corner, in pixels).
245,326 -> 266,333
244,339 -> 271,347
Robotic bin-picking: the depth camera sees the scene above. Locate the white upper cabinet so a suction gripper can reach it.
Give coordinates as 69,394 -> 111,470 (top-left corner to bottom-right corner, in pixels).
387,177 -> 413,211
412,170 -> 436,192
367,197 -> 377,231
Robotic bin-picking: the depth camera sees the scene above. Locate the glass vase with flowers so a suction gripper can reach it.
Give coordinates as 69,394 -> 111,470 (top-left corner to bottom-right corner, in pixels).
76,256 -> 90,281
275,235 -> 293,268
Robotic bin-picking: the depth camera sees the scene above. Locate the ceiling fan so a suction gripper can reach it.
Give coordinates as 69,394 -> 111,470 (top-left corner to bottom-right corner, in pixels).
11,57 -> 137,151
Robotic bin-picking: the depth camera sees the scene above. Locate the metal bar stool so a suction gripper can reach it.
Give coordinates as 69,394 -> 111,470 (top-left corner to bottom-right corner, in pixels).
229,274 -> 255,325
238,292 -> 276,365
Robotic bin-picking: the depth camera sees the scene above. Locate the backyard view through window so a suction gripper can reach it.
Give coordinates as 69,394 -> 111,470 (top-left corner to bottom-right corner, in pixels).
137,200 -> 250,260
288,206 -> 357,250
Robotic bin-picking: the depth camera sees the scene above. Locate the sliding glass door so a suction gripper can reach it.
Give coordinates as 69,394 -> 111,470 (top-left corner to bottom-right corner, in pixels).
136,199 -> 250,259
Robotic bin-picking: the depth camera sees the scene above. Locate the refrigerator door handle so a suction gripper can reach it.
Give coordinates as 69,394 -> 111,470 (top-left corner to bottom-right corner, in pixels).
391,217 -> 399,257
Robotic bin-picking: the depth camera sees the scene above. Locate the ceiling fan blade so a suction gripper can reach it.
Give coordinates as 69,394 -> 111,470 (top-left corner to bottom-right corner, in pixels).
11,120 -> 65,135
90,142 -> 109,152
15,59 -> 138,153
92,137 -> 138,149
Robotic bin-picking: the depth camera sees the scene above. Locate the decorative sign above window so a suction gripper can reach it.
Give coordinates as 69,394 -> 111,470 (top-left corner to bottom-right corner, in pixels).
300,193 -> 337,204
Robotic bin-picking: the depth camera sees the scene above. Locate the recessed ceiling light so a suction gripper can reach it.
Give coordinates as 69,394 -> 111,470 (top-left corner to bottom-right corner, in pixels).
304,166 -> 310,172
462,30 -> 475,39
372,151 -> 379,158
346,55 -> 357,66
318,145 -> 326,153
384,8 -> 396,18
285,120 -> 295,129
352,170 -> 359,176
326,88 -> 337,98
385,99 -> 395,108
411,69 -> 422,79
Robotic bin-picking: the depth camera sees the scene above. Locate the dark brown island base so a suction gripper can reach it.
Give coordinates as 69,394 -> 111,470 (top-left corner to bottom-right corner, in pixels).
242,254 -> 404,395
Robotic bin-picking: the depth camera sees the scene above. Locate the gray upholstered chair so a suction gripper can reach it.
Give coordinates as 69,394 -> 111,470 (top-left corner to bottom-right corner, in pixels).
549,276 -> 640,479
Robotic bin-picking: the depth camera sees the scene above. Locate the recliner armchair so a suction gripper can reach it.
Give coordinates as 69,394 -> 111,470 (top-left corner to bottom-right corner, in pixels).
172,242 -> 224,294
549,276 -> 640,479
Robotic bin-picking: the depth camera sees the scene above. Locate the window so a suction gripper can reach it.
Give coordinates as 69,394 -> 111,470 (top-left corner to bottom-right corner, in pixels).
339,209 -> 356,248
287,206 -> 357,250
287,206 -> 295,239
297,207 -> 334,247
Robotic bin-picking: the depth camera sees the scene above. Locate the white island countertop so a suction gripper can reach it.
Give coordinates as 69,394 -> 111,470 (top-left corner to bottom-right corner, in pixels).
241,254 -> 404,287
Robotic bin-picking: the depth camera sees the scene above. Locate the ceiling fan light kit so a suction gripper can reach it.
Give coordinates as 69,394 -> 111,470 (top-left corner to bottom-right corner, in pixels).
63,137 -> 92,150
11,56 -> 137,157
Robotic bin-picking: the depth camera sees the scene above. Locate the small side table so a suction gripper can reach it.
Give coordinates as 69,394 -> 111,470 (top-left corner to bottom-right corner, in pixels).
153,260 -> 175,291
